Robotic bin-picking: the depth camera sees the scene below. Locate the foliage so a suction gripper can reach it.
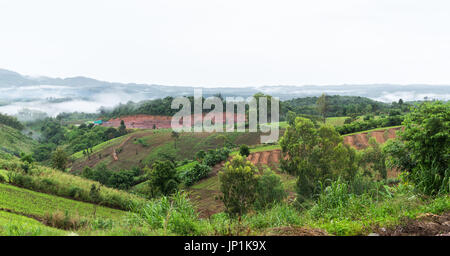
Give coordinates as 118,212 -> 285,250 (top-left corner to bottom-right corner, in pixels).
360,138 -> 387,179
0,113 -> 24,130
129,192 -> 199,235
398,101 -> 449,195
254,169 -> 287,210
335,115 -> 403,135
316,93 -> 328,121
219,155 -> 259,217
82,164 -> 141,190
203,147 -> 231,167
180,163 -> 211,186
239,144 -> 250,157
147,160 -> 180,196
0,157 -> 147,210
51,147 -> 69,171
280,117 -> 358,202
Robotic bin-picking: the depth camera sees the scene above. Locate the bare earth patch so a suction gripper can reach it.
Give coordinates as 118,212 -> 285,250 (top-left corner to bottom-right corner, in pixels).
378,212 -> 450,236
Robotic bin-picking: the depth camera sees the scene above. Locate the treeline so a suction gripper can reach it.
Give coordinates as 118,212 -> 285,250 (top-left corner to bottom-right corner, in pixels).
282,95 -> 410,117
32,118 -> 127,162
335,113 -> 404,135
0,113 -> 24,130
100,94 -> 410,122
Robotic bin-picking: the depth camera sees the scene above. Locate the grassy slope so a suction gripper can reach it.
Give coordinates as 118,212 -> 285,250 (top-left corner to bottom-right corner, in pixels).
0,210 -> 67,236
0,158 -> 148,210
0,183 -> 127,221
71,129 -> 264,171
0,124 -> 37,155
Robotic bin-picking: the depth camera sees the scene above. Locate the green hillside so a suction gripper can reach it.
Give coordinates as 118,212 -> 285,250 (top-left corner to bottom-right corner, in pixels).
0,124 -> 37,156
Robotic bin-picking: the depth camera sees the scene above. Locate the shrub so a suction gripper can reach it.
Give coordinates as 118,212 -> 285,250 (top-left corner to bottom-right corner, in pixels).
219,155 -> 259,217
254,169 -> 287,210
399,101 -> 449,195
147,160 -> 180,196
239,144 -> 250,157
180,163 -> 211,186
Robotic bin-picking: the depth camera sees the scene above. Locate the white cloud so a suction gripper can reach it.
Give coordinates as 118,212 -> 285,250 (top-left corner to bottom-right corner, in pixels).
0,0 -> 449,86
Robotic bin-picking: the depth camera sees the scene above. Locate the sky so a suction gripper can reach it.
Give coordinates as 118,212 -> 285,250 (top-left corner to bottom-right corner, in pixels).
1,0 -> 450,87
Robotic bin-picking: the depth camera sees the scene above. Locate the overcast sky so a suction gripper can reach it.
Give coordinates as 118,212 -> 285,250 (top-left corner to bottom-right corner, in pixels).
1,0 -> 449,87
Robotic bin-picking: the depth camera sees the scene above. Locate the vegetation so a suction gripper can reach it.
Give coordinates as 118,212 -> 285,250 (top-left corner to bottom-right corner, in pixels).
385,101 -> 449,195
219,155 -> 259,217
0,113 -> 24,130
280,117 -> 358,202
0,96 -> 448,236
147,160 -> 180,196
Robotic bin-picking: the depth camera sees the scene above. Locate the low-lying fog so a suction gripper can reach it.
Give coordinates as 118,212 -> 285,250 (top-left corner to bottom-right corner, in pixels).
0,83 -> 449,120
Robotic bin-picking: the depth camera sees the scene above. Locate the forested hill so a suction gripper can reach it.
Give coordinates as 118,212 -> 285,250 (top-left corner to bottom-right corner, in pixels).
100,95 -> 408,119
282,95 -> 405,117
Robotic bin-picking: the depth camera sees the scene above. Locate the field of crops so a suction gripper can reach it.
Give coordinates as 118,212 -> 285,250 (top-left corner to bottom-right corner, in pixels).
0,183 -> 127,221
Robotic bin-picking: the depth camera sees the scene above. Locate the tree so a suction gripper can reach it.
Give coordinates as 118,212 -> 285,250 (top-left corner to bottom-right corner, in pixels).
239,144 -> 250,157
397,101 -> 449,195
316,93 -> 328,122
286,111 -> 297,126
148,160 -> 180,196
219,155 -> 259,217
118,120 -> 127,135
361,138 -> 387,179
171,131 -> 180,148
51,147 -> 69,171
20,153 -> 34,164
280,117 -> 358,202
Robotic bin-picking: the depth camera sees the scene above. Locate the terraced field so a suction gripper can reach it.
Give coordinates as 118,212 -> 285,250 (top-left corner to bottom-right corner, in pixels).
0,183 -> 127,221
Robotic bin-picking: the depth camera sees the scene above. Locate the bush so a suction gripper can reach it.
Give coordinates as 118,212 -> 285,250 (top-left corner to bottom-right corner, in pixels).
219,155 -> 259,217
203,147 -> 231,167
254,169 -> 287,210
239,144 -> 250,157
147,160 -> 180,196
399,101 -> 450,195
180,163 -> 211,186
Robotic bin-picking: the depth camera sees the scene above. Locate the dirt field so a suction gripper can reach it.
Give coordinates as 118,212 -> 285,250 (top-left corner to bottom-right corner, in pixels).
102,113 -> 247,130
343,126 -> 401,150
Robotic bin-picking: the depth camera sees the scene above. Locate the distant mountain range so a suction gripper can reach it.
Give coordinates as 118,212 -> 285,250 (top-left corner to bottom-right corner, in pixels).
1,68 -> 449,117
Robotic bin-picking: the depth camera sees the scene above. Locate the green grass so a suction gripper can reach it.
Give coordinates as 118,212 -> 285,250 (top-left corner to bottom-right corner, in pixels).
230,144 -> 281,156
71,133 -> 132,159
0,124 -> 37,155
0,183 -> 127,221
0,210 -> 67,236
191,175 -> 220,190
345,125 -> 402,136
0,158 -> 148,210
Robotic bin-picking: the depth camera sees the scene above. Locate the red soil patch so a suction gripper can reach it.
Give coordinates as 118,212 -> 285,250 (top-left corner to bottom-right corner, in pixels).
344,127 -> 402,150
102,113 -> 246,130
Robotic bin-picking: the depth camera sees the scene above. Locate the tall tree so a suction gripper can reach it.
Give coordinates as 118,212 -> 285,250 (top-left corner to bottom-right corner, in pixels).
316,93 -> 328,123
51,147 -> 69,171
